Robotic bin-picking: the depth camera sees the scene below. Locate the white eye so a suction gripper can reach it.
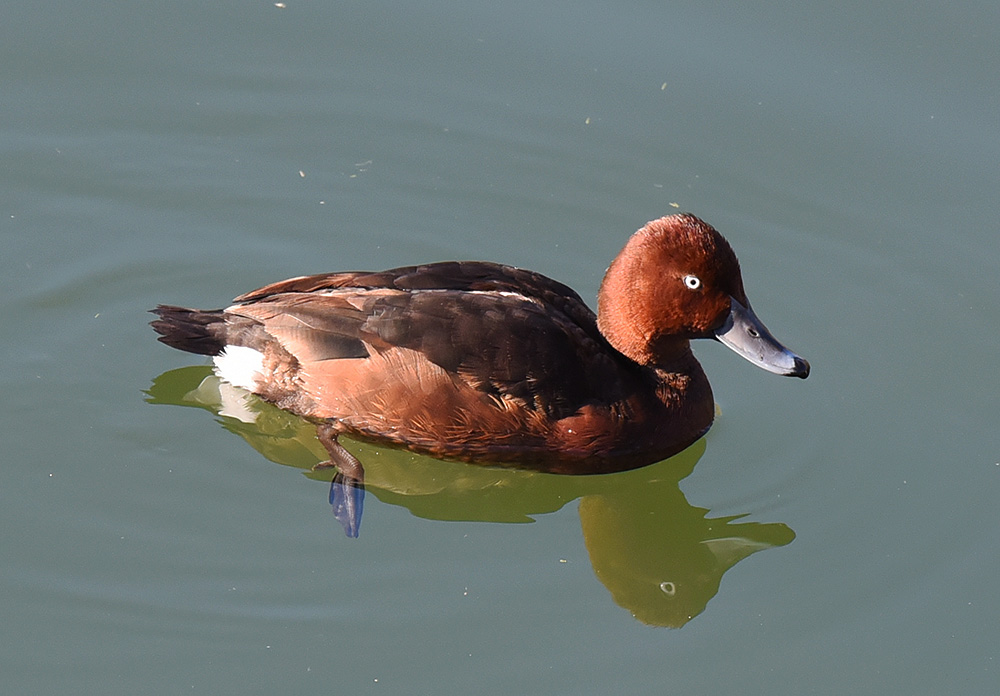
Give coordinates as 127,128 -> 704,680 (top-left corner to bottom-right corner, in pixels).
683,274 -> 701,290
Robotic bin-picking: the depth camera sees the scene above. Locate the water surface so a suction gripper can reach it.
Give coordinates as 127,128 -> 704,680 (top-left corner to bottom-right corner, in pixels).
3,1 -> 998,693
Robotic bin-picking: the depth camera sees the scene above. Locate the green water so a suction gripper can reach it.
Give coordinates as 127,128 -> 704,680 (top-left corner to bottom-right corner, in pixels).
3,1 -> 998,693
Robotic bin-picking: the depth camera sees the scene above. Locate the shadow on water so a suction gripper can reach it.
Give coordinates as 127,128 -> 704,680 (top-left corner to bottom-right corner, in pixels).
146,366 -> 794,627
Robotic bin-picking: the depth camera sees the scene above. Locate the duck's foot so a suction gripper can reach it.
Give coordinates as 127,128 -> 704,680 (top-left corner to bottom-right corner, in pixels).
330,473 -> 365,538
314,422 -> 366,538
313,423 -> 365,538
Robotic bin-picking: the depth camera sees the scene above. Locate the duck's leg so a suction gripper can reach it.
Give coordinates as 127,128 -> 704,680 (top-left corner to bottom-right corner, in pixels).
314,422 -> 365,538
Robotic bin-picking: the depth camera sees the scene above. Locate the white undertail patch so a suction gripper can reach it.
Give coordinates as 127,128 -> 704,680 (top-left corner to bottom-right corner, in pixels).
213,345 -> 265,391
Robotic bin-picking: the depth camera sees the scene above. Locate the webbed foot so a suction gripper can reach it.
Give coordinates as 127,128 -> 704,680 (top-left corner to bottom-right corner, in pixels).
330,473 -> 365,538
314,422 -> 366,538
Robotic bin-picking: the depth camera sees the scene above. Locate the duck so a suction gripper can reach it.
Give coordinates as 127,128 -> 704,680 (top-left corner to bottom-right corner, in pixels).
151,213 -> 808,531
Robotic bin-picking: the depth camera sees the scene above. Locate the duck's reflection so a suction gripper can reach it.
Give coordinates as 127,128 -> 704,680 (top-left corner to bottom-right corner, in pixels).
147,366 -> 794,627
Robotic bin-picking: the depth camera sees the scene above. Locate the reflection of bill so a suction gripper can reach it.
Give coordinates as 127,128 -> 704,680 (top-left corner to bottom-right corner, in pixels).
147,365 -> 794,627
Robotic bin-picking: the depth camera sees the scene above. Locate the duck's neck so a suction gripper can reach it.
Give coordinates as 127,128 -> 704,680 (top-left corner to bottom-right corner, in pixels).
598,309 -> 695,370
596,248 -> 691,369
598,278 -> 715,435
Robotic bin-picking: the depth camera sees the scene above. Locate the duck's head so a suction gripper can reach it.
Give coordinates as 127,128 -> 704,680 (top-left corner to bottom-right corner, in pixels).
597,213 -> 809,378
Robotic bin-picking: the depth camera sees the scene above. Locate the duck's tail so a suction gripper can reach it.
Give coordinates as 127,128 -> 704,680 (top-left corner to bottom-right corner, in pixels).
150,305 -> 228,356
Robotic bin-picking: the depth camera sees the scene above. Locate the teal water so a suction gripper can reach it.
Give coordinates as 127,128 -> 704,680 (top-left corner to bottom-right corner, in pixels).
3,1 -> 998,693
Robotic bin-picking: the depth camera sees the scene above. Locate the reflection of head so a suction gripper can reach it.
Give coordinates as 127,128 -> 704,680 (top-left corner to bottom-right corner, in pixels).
579,487 -> 794,628
580,495 -> 717,627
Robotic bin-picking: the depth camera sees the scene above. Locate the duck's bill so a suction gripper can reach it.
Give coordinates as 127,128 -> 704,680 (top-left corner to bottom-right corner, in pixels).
714,298 -> 810,378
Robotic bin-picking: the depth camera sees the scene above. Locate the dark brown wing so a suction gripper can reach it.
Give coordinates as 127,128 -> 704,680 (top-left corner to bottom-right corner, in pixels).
232,261 -> 605,350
